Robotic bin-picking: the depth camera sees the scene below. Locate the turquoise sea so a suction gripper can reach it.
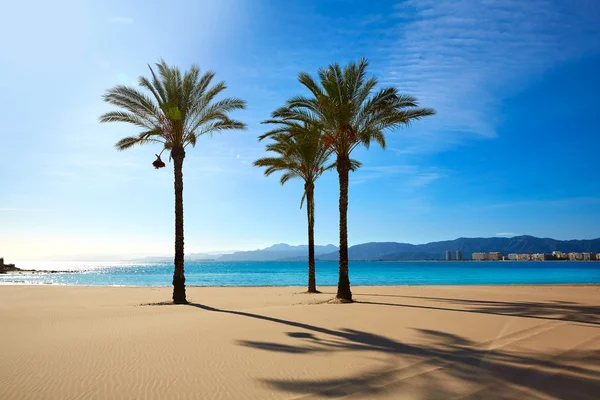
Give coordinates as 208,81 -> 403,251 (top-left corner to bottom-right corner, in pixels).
1,261 -> 600,286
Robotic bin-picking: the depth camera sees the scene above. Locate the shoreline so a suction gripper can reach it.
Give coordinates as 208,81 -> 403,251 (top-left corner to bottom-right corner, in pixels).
1,282 -> 600,287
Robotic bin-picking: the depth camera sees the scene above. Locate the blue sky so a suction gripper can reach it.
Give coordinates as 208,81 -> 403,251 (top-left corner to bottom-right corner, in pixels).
1,0 -> 599,260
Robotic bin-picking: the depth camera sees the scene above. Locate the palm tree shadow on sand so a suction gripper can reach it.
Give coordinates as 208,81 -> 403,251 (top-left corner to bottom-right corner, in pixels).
329,292 -> 600,326
187,302 -> 600,399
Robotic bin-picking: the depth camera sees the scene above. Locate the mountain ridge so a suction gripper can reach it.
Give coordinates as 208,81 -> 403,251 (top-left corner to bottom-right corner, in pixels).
217,244 -> 338,262
314,235 -> 600,261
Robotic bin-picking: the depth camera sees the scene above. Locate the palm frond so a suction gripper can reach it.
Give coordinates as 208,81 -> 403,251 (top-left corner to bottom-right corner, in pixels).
298,72 -> 324,99
280,172 -> 298,185
300,191 -> 307,209
102,86 -> 161,124
114,128 -> 165,151
139,75 -> 164,106
185,97 -> 247,141
388,107 -> 437,126
147,63 -> 168,104
99,111 -> 157,130
114,136 -> 141,151
349,159 -> 363,171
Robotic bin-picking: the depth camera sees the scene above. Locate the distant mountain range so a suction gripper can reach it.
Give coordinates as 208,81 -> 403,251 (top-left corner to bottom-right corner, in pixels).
132,235 -> 600,262
309,236 -> 600,261
217,243 -> 338,261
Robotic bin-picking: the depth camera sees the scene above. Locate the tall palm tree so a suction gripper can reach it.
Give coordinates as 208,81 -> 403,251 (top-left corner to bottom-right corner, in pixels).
254,124 -> 336,293
272,58 -> 435,302
100,60 -> 246,304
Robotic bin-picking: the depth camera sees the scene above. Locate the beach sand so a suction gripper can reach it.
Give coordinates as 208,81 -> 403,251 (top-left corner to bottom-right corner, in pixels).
0,285 -> 598,399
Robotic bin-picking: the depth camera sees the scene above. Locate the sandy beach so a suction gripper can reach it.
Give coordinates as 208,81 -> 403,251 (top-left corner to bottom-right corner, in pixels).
0,285 -> 598,399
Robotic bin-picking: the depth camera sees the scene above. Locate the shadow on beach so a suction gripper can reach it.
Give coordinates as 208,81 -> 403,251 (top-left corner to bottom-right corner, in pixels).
319,292 -> 600,326
187,299 -> 600,399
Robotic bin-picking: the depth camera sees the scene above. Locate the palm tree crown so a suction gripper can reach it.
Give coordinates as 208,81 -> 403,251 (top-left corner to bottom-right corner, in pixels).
271,57 -> 435,157
254,124 -> 333,204
100,59 -> 246,155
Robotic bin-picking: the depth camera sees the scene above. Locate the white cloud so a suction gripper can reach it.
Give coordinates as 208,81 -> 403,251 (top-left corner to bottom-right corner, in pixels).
496,232 -> 518,237
353,165 -> 444,187
383,0 -> 600,140
109,17 -> 134,24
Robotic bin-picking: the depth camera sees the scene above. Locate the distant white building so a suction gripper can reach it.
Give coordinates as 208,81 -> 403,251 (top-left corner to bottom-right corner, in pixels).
569,252 -> 583,261
472,252 -> 502,261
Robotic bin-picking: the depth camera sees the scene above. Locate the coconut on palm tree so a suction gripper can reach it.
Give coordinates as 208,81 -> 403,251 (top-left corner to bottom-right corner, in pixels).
254,123 -> 336,293
273,58 -> 435,302
100,59 -> 246,304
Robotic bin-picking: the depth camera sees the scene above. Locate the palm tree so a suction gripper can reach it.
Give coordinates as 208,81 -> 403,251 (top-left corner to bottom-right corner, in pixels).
254,124 -> 335,293
272,58 -> 435,302
100,60 -> 246,304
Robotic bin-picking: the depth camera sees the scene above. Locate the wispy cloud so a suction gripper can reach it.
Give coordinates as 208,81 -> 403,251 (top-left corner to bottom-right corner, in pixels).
0,208 -> 23,212
383,0 -> 600,141
481,196 -> 600,210
353,164 -> 416,184
109,17 -> 134,24
408,172 -> 442,188
353,164 -> 444,187
496,232 -> 518,237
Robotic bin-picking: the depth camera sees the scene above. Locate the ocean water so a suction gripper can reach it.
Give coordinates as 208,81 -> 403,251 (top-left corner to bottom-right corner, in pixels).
1,261 -> 600,286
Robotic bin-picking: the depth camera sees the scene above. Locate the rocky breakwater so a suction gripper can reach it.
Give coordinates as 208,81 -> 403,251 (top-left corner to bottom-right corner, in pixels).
0,257 -> 19,273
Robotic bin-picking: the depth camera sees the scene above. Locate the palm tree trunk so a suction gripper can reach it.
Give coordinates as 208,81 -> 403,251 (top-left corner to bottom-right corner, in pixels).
172,146 -> 187,304
306,183 -> 317,293
336,155 -> 352,302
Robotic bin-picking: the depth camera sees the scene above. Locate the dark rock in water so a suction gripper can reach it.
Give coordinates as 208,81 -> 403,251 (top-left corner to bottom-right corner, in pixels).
0,257 -> 18,273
